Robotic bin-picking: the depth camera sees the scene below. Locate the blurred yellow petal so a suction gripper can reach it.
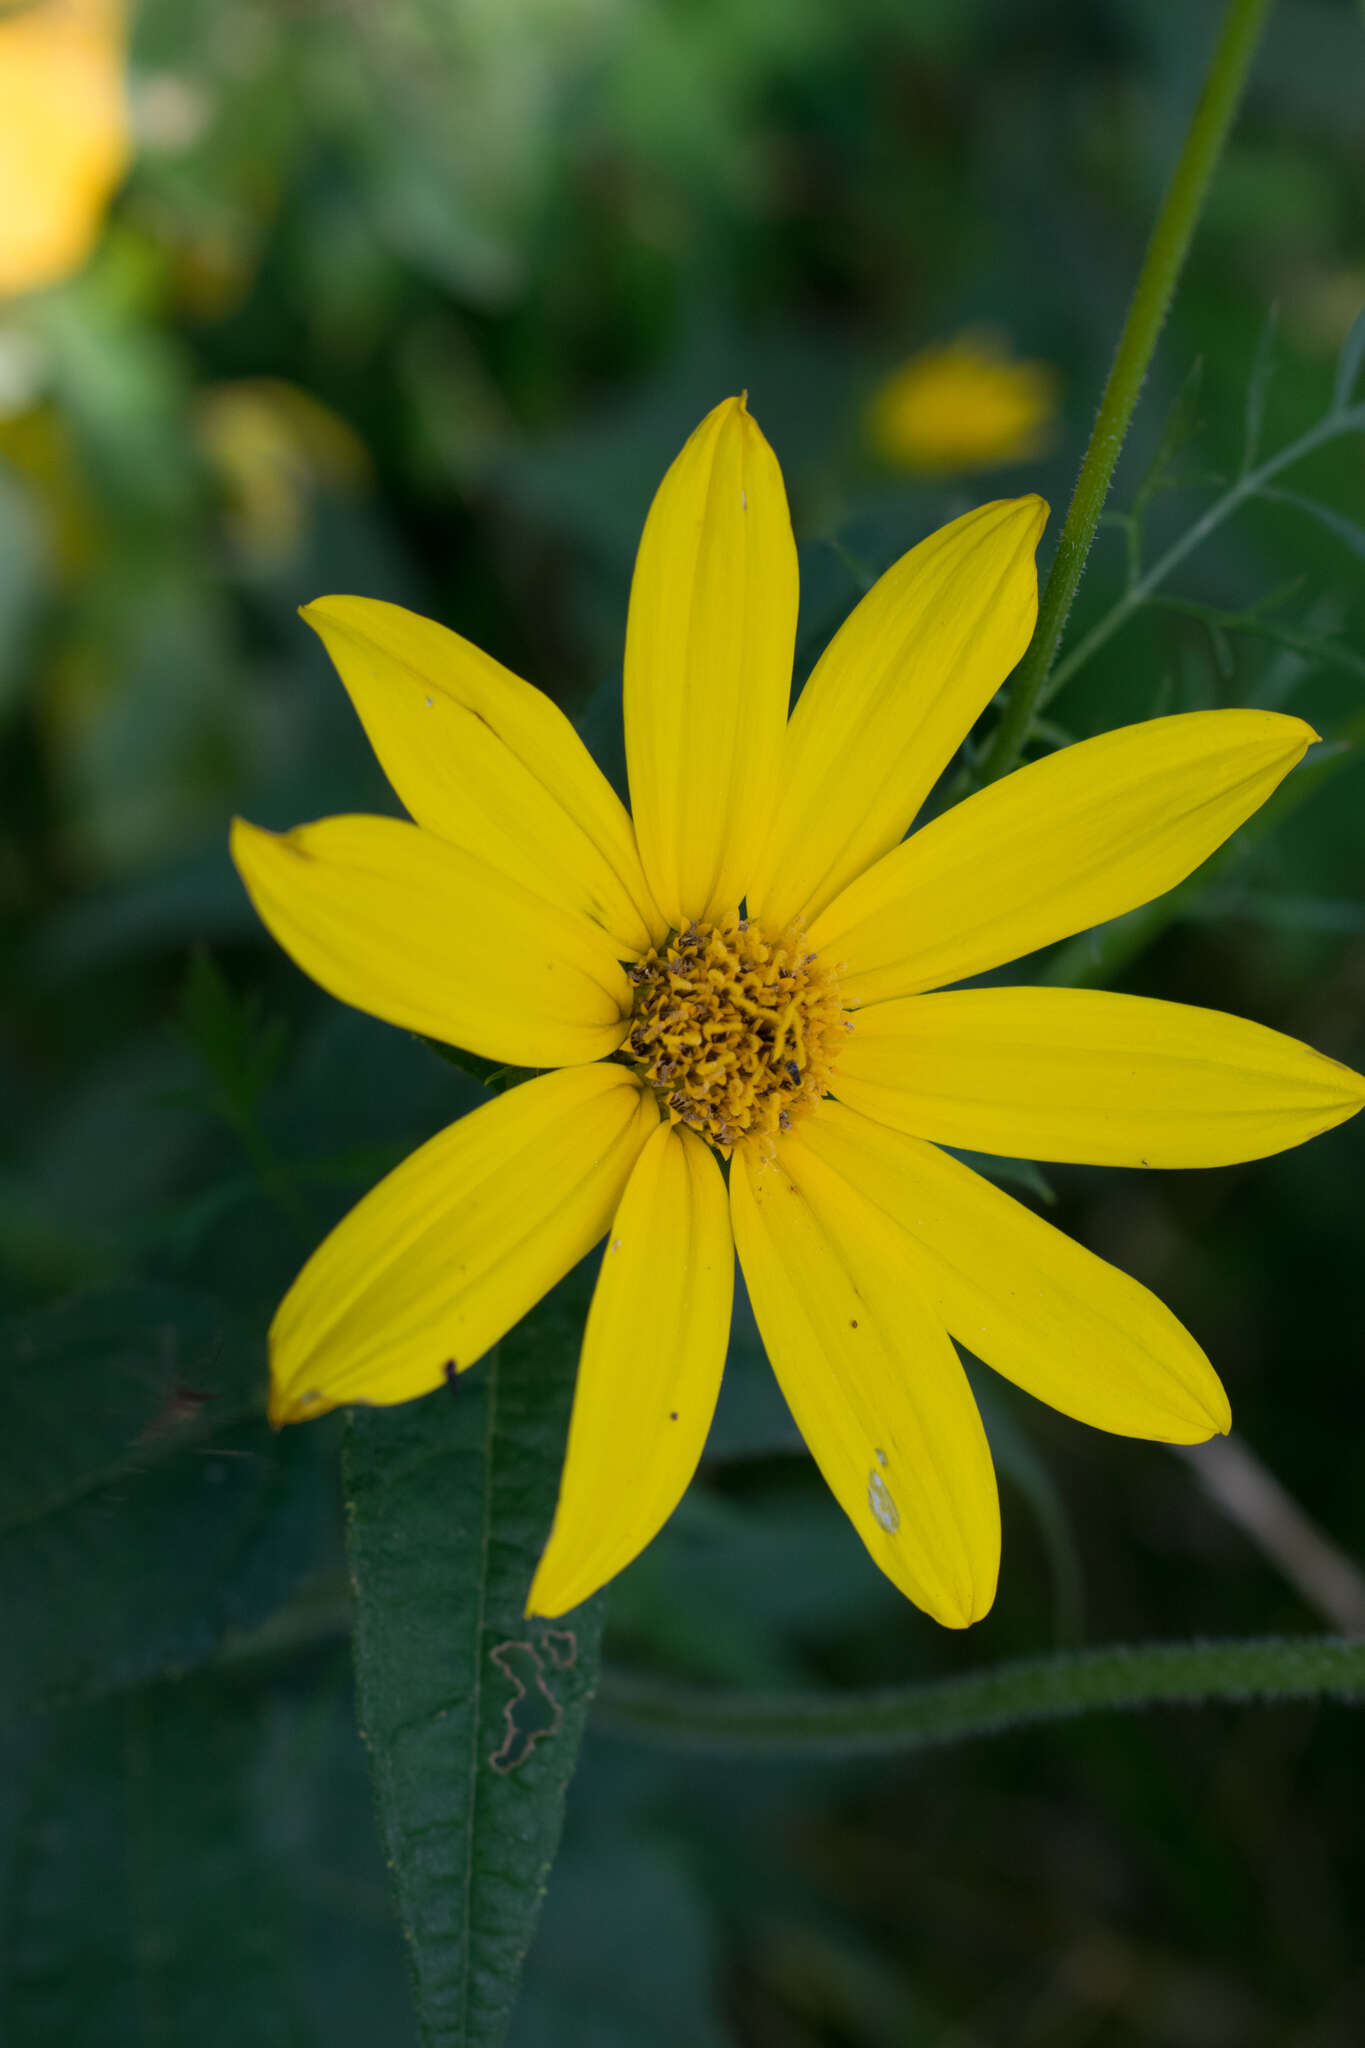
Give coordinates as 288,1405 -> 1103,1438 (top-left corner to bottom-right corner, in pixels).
304,595 -> 662,956
270,1067 -> 659,1424
730,1137 -> 999,1628
867,332 -> 1059,474
748,497 -> 1046,931
528,1125 -> 733,1617
0,0 -> 130,299
197,380 -> 371,562
625,396 -> 798,928
800,1103 -> 1229,1443
813,710 -> 1316,1005
230,813 -> 631,1068
835,986 -> 1365,1167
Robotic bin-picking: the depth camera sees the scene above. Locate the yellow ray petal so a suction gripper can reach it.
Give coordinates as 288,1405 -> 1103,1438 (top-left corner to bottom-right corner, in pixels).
527,1125 -> 733,1617
811,710 -> 1316,1005
800,1103 -> 1229,1443
835,986 -> 1365,1167
231,812 -> 631,1068
624,397 -> 798,929
729,1137 -> 999,1628
270,1066 -> 659,1424
302,595 -> 662,955
748,497 -> 1046,931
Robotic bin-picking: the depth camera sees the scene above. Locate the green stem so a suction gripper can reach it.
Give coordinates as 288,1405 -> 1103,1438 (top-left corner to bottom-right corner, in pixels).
594,1635 -> 1365,1759
981,0 -> 1274,783
1037,406 -> 1365,711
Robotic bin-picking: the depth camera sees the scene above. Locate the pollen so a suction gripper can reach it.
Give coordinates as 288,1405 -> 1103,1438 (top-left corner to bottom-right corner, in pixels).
625,919 -> 850,1151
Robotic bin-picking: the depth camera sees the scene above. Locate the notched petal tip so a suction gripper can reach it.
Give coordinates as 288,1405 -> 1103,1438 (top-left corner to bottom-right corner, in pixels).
1010,490 -> 1050,536
1146,1359 -> 1231,1446
1186,1377 -> 1233,1443
933,1577 -> 997,1631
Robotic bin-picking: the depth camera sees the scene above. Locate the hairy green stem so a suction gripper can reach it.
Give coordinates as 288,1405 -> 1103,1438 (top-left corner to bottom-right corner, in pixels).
1037,405 -> 1365,711
981,0 -> 1275,783
594,1635 -> 1365,1758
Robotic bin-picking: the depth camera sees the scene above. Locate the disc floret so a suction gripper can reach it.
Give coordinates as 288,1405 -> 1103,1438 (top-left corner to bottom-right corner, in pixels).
625,918 -> 849,1151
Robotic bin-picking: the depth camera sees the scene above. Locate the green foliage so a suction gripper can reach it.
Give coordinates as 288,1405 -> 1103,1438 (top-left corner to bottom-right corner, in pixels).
0,1284 -> 339,1725
2,0 -> 1365,2041
177,948 -> 289,1131
344,1274 -> 606,2048
1036,349 -> 1365,721
0,1654 -> 416,2047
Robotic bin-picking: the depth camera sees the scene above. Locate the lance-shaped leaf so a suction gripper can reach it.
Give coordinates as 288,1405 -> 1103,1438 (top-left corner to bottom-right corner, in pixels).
344,1270 -> 605,2048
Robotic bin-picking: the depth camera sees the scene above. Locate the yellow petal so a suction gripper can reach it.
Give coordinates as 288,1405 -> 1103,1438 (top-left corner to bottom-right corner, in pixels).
799,1103 -> 1229,1443
527,1125 -> 733,1617
729,1136 -> 999,1628
0,0 -> 130,299
748,497 -> 1046,931
811,710 -> 1316,1005
231,812 -> 631,1067
835,986 -> 1365,1167
270,1066 -> 659,1423
302,595 -> 662,955
624,397 -> 798,928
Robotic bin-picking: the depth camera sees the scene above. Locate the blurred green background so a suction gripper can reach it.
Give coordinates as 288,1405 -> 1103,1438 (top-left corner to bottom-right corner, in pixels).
3,1 -> 1365,2042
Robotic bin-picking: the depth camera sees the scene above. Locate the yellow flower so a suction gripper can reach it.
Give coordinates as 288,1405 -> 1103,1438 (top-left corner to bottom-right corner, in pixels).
0,0 -> 131,301
232,398 -> 1363,1628
867,331 -> 1058,473
196,379 -> 373,562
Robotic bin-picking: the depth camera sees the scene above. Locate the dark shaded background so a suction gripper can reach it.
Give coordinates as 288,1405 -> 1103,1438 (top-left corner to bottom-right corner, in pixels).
2,1 -> 1364,2041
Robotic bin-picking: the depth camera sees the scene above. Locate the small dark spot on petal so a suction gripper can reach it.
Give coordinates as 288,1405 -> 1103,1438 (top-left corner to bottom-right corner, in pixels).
849,1319 -> 858,1329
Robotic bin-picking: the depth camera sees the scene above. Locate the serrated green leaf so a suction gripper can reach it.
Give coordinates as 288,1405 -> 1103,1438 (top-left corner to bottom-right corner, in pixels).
0,1285 -> 342,1723
0,1654 -> 415,2048
344,1270 -> 605,2048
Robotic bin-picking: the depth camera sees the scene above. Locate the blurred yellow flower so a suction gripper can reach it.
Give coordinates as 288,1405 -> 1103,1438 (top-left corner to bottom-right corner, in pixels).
233,398 -> 1361,1629
0,0 -> 131,300
868,331 -> 1058,473
197,380 -> 372,561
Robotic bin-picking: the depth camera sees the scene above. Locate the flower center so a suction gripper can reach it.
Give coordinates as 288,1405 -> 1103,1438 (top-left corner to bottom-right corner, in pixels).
625,919 -> 849,1151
